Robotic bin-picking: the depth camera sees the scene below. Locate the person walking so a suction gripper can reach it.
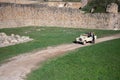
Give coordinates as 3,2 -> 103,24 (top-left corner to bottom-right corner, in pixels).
92,32 -> 95,43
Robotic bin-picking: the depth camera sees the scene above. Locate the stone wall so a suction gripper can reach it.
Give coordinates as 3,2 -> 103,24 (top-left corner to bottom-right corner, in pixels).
0,32 -> 33,47
0,3 -> 120,30
46,2 -> 82,9
106,3 -> 118,14
0,0 -> 39,4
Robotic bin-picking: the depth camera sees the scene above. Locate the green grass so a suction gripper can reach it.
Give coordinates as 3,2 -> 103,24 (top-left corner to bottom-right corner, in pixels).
0,26 -> 120,64
27,39 -> 120,80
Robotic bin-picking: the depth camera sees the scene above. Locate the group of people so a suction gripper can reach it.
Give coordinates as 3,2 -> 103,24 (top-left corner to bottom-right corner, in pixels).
88,32 -> 95,43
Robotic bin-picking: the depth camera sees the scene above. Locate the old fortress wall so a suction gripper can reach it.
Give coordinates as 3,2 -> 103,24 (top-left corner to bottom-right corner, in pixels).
0,3 -> 120,30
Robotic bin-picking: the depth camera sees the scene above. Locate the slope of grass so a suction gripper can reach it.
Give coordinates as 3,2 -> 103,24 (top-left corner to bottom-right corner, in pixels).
27,38 -> 120,80
0,26 -> 120,64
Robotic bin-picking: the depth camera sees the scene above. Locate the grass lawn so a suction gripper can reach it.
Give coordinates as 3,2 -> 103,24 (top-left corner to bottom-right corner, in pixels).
27,39 -> 120,80
0,26 -> 120,64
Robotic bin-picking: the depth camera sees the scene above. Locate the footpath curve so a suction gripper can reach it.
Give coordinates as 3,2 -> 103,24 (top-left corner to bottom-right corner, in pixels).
0,33 -> 120,80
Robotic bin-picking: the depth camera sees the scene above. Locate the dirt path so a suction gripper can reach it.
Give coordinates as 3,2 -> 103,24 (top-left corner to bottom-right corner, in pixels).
0,34 -> 120,80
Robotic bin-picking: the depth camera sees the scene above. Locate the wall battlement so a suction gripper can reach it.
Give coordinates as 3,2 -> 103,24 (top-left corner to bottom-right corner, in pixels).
0,3 -> 120,30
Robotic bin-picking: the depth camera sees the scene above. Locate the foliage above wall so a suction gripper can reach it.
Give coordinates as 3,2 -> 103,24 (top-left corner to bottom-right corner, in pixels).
82,0 -> 120,13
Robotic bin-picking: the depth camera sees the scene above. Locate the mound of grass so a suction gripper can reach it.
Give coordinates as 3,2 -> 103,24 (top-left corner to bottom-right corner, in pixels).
27,39 -> 120,80
0,26 -> 120,64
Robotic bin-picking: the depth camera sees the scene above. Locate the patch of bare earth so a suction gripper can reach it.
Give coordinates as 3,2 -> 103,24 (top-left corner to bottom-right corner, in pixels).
0,34 -> 120,80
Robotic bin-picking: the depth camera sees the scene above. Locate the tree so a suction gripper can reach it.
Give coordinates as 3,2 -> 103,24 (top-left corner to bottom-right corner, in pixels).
82,0 -> 120,13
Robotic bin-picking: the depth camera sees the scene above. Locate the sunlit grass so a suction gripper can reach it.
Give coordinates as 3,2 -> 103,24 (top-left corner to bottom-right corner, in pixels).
27,39 -> 120,80
0,26 -> 120,64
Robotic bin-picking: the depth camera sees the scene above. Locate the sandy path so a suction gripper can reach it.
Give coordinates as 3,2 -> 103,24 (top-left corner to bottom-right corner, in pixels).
0,34 -> 120,80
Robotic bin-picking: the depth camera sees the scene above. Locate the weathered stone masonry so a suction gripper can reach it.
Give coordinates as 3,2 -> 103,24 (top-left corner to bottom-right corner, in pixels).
0,3 -> 120,30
